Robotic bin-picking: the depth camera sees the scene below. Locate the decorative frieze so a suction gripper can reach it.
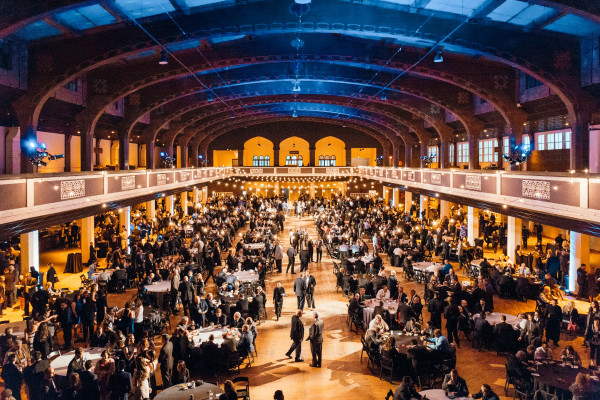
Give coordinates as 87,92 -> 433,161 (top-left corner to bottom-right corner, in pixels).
522,180 -> 551,200
61,180 -> 85,200
465,175 -> 481,191
431,173 -> 442,185
157,174 -> 167,185
121,176 -> 136,190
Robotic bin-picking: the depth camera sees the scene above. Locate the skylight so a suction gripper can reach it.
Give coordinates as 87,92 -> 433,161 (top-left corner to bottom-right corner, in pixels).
55,5 -> 117,31
15,20 -> 61,41
424,0 -> 487,17
544,14 -> 600,37
185,0 -> 228,6
115,0 -> 175,19
487,0 -> 529,23
509,4 -> 555,26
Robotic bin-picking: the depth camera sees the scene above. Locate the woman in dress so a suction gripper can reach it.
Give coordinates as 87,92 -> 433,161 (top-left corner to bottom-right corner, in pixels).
94,350 -> 116,400
133,356 -> 151,400
587,318 -> 600,368
32,322 -> 51,358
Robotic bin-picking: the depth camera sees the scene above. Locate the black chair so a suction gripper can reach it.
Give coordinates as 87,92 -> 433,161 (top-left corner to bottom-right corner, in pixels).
360,335 -> 369,362
385,389 -> 394,400
232,376 -> 250,400
379,355 -> 394,382
227,351 -> 242,374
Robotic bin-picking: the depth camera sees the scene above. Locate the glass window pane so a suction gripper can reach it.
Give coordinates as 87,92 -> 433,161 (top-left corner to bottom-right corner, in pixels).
537,134 -> 544,151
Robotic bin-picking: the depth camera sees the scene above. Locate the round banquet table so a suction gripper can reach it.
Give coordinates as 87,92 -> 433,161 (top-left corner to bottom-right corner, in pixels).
362,299 -> 399,329
417,389 -> 470,400
234,270 -> 259,283
51,347 -> 104,376
473,312 -> 522,329
154,382 -> 224,400
91,269 -> 114,283
189,326 -> 229,347
144,280 -> 171,293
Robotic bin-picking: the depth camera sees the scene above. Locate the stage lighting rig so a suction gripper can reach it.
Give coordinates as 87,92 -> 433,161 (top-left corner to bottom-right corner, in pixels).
26,141 -> 64,167
502,146 -> 529,166
420,154 -> 436,166
160,152 -> 174,168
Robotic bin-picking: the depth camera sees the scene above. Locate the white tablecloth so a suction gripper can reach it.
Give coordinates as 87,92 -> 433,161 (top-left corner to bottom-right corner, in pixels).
413,262 -> 442,273
189,327 -> 230,347
145,280 -> 171,293
473,312 -> 522,328
91,269 -> 114,283
51,347 -> 104,376
418,389 -> 470,400
234,270 -> 259,283
244,243 -> 265,250
362,299 -> 399,329
155,382 -> 224,400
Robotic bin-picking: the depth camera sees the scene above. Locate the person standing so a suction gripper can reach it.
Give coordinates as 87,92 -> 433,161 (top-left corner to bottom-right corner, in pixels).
307,239 -> 314,263
315,238 -> 323,263
158,334 -> 173,388
299,243 -> 309,273
443,301 -> 460,347
108,360 -> 131,400
293,274 -> 306,311
285,310 -> 304,362
273,282 -> 286,321
59,301 -> 75,350
307,312 -> 323,368
286,246 -> 296,274
274,241 -> 283,273
305,271 -> 316,310
178,275 -> 194,316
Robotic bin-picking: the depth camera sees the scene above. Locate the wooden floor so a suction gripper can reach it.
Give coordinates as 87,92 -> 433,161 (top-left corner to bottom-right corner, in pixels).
6,215 -> 594,400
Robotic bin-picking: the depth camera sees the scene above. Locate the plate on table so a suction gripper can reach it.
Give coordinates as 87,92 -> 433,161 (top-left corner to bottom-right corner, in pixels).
531,373 -> 540,377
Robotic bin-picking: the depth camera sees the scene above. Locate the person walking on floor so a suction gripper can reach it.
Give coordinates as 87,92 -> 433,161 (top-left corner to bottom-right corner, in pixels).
285,309 -> 304,362
307,312 -> 323,368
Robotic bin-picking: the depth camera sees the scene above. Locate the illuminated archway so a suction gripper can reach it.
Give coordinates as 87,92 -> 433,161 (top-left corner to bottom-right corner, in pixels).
243,136 -> 274,166
280,136 -> 309,166
315,136 -> 346,167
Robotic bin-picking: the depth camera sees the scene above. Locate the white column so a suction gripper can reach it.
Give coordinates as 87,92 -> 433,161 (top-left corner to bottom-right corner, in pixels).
165,195 -> 174,214
420,195 -> 429,219
192,187 -> 200,204
201,186 -> 208,202
80,217 -> 95,263
440,200 -> 450,218
404,191 -> 412,214
569,232 -> 589,293
146,200 -> 156,220
20,231 -> 39,273
589,124 -> 600,173
507,216 -> 522,265
383,186 -> 390,204
180,192 -> 188,216
392,188 -> 400,208
467,206 -> 479,245
118,207 -> 131,253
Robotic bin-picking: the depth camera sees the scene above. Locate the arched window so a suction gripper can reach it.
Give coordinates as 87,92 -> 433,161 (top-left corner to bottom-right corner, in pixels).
297,155 -> 303,166
252,155 -> 258,166
286,155 -> 291,165
259,155 -> 264,166
264,156 -> 270,166
318,155 -> 336,166
331,155 -> 336,166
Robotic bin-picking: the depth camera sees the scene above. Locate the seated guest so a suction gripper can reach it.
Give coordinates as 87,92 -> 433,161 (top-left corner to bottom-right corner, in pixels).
219,380 -> 238,400
230,312 -> 244,329
393,376 -> 421,400
376,285 -> 391,301
172,360 -> 190,384
348,293 -> 362,323
404,317 -> 420,334
569,372 -> 597,400
506,350 -> 532,389
442,369 -> 469,398
493,315 -> 516,352
176,316 -> 195,331
369,314 -> 389,332
470,384 -> 500,400
397,286 -> 408,303
212,309 -> 227,328
534,341 -> 553,361
560,345 -> 582,366
364,327 -> 382,352
67,347 -> 85,377
406,338 -> 429,365
425,329 -> 450,354
236,324 -> 253,358
444,269 -> 458,284
474,312 -> 493,347
517,263 -> 531,277
474,299 -> 493,314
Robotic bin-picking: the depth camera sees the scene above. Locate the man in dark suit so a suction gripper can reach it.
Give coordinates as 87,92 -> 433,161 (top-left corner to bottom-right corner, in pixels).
1,354 -> 23,400
58,301 -> 75,350
354,257 -> 366,275
444,301 -> 461,346
66,347 -> 85,378
293,275 -> 306,311
158,334 -> 173,388
80,360 -> 100,400
178,275 -> 195,316
286,247 -> 296,274
285,309 -> 304,362
305,271 -> 317,310
494,315 -> 516,352
108,360 -> 132,400
273,281 -> 286,321
307,311 -> 323,368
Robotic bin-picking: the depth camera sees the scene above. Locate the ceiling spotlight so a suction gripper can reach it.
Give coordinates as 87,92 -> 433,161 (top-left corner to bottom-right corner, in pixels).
207,93 -> 214,102
292,109 -> 298,118
380,91 -> 387,101
434,49 -> 444,63
294,0 -> 311,3
158,50 -> 168,65
292,81 -> 301,92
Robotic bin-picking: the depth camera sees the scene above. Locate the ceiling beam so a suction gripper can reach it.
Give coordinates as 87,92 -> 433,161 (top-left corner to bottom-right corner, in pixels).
42,16 -> 81,37
169,0 -> 191,15
99,0 -> 126,23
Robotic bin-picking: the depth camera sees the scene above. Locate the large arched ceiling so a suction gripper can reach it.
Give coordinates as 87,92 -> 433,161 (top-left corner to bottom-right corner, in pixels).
2,0 -> 599,169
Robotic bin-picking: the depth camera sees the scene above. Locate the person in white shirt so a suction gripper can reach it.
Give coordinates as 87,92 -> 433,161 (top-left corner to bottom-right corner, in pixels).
517,263 -> 531,277
376,284 -> 391,301
368,314 -> 389,332
133,299 -> 144,341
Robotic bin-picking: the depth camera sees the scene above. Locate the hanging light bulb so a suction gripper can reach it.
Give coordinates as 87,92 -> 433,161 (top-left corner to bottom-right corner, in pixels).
158,50 -> 168,65
292,80 -> 301,92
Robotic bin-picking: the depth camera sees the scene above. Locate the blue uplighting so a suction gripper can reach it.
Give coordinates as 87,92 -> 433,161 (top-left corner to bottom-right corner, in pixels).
115,0 -> 175,19
544,14 -> 600,37
55,5 -> 117,31
15,20 -> 61,41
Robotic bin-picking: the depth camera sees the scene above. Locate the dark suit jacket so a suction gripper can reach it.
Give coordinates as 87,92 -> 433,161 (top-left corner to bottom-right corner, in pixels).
293,277 -> 306,297
178,281 -> 194,302
158,340 -> 174,372
309,318 -> 324,343
80,370 -> 100,399
393,383 -> 421,400
290,315 -> 304,341
108,370 -> 132,400
306,275 -> 316,294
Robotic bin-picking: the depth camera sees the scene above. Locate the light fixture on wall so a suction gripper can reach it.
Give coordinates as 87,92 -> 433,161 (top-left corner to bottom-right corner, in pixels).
292,80 -> 301,92
434,49 -> 444,63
